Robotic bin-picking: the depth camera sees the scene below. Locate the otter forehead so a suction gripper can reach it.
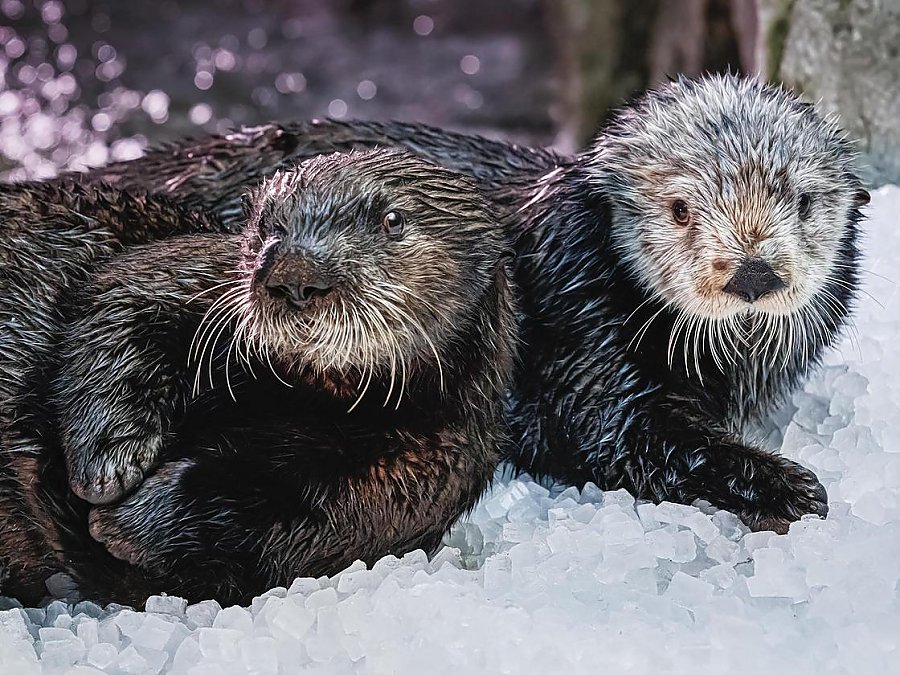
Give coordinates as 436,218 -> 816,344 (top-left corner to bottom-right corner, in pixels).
252,149 -> 493,241
597,75 -> 855,199
256,174 -> 378,232
255,152 -> 408,223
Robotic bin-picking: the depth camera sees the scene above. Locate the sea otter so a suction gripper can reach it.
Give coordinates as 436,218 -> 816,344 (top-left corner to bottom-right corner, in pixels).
1,150 -> 517,605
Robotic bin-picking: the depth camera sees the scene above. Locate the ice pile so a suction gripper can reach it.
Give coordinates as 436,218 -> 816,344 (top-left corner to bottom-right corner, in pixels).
1,187 -> 899,674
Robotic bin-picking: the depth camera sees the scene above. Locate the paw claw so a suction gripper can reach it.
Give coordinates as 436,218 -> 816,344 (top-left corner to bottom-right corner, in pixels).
73,463 -> 146,505
89,508 -> 145,566
68,438 -> 162,504
740,458 -> 828,533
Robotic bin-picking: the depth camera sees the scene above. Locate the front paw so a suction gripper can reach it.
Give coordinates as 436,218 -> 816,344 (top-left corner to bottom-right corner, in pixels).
89,460 -> 193,572
89,508 -> 151,568
736,456 -> 827,534
68,436 -> 164,505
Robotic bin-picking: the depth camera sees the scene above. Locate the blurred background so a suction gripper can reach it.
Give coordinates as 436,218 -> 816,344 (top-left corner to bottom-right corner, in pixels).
0,0 -> 897,184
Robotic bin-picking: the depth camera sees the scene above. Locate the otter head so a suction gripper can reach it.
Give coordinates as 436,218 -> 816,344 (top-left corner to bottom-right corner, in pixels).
588,75 -> 868,331
234,149 -> 506,400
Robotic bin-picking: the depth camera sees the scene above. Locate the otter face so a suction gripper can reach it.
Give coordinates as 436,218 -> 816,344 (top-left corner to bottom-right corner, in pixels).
232,150 -> 504,391
590,75 -> 868,325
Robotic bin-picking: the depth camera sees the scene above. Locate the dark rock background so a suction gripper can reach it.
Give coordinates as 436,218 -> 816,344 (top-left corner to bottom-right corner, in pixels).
3,0 -> 849,182
4,1 -> 896,184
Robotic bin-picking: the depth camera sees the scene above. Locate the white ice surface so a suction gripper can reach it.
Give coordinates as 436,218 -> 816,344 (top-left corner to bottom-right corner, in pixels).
2,186 -> 899,674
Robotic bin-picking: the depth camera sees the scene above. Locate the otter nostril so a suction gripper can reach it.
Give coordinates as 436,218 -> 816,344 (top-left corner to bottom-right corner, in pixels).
298,280 -> 333,303
265,282 -> 297,303
265,277 -> 333,309
722,258 -> 786,303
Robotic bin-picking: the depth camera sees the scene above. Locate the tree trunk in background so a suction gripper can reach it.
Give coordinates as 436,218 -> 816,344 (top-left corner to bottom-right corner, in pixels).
549,0 -> 754,151
758,0 -> 900,186
545,0 -> 638,152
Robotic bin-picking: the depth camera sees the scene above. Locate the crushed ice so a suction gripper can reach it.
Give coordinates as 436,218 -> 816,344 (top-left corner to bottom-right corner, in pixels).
1,187 -> 897,672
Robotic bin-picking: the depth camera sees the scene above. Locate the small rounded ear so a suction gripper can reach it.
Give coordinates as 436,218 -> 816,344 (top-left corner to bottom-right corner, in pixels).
240,192 -> 253,220
854,189 -> 870,207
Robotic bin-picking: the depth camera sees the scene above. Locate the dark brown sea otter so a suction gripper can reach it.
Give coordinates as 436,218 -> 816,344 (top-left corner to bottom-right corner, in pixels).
1,150 -> 517,606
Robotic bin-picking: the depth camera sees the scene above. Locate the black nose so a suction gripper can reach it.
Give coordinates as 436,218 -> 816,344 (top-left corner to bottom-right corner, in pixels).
722,258 -> 786,303
265,277 -> 333,309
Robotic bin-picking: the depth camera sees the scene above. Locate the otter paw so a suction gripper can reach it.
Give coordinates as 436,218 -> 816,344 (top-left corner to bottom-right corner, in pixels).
68,437 -> 163,505
88,460 -> 193,572
738,457 -> 828,534
88,508 -> 152,568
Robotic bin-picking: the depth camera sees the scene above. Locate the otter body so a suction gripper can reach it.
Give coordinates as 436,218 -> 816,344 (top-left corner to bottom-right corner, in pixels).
2,150 -> 516,606
81,75 -> 868,534
0,181 -> 219,600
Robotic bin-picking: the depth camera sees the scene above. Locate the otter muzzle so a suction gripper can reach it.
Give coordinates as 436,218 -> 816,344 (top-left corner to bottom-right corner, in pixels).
262,255 -> 335,310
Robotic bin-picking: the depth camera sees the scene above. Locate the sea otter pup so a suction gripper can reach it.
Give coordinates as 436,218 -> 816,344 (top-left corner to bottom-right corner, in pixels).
38,149 -> 516,605
81,75 -> 869,533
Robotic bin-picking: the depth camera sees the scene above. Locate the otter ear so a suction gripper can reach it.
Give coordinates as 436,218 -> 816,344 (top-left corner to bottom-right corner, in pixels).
240,192 -> 254,220
853,189 -> 870,207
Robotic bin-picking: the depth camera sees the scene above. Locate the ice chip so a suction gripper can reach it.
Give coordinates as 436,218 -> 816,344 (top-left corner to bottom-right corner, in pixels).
129,614 -> 176,651
305,587 -> 339,611
75,618 -> 99,647
43,600 -> 71,627
198,626 -> 243,661
482,553 -> 513,594
212,605 -> 253,633
705,535 -> 742,565
241,636 -> 279,674
700,563 -> 738,589
270,598 -> 315,640
185,599 -> 222,628
665,571 -> 714,607
145,595 -> 187,617
671,530 -> 698,563
683,511 -> 719,543
86,642 -> 118,669
171,637 -> 202,672
114,645 -> 148,675
602,488 -> 636,509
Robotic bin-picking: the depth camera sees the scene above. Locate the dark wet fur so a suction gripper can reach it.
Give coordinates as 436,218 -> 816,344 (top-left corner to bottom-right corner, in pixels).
0,152 -> 517,606
0,181 -> 220,602
75,83 -> 867,537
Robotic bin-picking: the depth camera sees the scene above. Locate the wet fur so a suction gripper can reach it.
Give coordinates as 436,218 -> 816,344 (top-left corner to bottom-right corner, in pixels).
77,75 -> 864,535
7,150 -> 517,606
0,180 -> 219,601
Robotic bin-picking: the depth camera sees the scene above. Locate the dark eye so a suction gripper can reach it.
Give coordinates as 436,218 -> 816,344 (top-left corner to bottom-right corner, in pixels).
671,200 -> 690,225
798,193 -> 812,220
383,210 -> 404,237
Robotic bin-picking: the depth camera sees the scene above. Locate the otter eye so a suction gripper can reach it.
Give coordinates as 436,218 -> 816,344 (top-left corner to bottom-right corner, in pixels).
671,200 -> 690,225
798,193 -> 812,220
383,210 -> 405,237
